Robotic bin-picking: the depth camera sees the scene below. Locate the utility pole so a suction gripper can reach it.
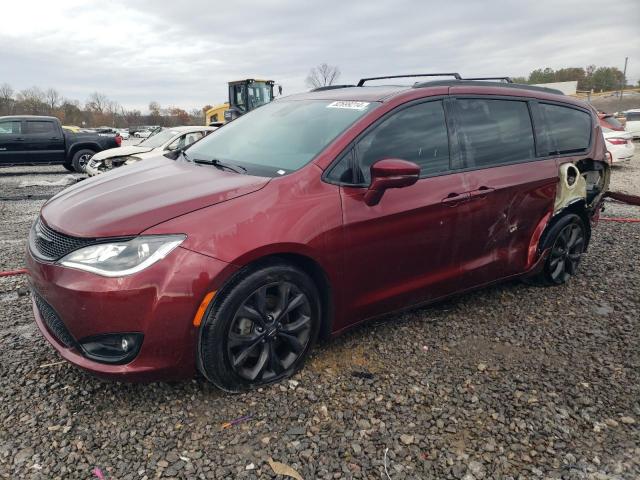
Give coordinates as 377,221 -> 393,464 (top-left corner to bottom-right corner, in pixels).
618,56 -> 628,113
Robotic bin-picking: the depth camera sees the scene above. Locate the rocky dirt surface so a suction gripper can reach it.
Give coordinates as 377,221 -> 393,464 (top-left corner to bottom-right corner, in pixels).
0,151 -> 639,479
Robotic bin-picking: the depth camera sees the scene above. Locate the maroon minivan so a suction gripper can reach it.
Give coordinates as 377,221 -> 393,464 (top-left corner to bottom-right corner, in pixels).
27,74 -> 610,391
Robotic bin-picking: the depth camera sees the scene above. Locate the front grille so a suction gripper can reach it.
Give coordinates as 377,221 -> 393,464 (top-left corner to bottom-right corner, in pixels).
30,217 -> 96,261
33,292 -> 77,349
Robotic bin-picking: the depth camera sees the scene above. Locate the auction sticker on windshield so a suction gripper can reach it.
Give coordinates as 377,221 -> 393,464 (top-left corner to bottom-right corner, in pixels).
327,101 -> 370,110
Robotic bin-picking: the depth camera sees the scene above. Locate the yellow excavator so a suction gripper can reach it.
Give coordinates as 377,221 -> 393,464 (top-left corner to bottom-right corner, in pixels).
205,79 -> 277,126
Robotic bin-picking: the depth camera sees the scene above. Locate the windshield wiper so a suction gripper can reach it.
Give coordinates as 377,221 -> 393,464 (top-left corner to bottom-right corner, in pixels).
181,151 -> 247,174
194,157 -> 246,174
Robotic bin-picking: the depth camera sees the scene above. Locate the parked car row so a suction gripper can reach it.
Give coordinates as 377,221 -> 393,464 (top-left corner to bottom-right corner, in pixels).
602,128 -> 635,163
0,115 -> 217,173
0,116 -> 121,171
85,126 -> 217,176
597,110 -> 639,164
623,109 -> 640,138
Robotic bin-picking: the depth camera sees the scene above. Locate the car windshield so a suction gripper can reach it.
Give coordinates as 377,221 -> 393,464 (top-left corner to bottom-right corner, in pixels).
138,129 -> 180,148
186,99 -> 377,176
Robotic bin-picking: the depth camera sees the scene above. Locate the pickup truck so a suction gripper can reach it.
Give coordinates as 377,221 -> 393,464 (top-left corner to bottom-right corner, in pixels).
0,115 -> 121,172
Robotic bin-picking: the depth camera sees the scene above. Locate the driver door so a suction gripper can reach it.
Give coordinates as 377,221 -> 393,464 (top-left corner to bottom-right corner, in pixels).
335,99 -> 470,324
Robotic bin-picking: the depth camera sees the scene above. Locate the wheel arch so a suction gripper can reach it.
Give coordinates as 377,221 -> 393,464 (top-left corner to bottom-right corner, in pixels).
540,200 -> 591,252
213,250 -> 335,341
67,142 -> 99,160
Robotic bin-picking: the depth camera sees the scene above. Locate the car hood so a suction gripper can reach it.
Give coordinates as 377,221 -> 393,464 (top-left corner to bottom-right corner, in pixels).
41,156 -> 271,237
91,145 -> 155,160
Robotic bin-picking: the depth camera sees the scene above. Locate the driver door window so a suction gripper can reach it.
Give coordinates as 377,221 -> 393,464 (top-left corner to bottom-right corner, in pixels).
0,121 -> 22,134
355,100 -> 450,183
166,137 -> 181,151
184,132 -> 204,147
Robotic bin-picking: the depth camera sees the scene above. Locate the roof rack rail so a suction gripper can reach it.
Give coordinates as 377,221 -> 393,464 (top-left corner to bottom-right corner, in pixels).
357,73 -> 461,87
310,84 -> 356,92
412,79 -> 564,95
462,76 -> 513,83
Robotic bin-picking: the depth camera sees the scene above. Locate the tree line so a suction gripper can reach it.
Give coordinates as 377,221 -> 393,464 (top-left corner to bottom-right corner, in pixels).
0,84 -> 208,128
511,65 -> 634,92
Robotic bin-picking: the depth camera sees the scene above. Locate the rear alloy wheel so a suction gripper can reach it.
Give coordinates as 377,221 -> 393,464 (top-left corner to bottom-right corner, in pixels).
71,149 -> 96,173
199,264 -> 320,392
544,216 -> 586,285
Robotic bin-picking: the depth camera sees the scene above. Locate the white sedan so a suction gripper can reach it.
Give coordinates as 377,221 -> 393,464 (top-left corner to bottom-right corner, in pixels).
84,126 -> 217,176
603,128 -> 635,164
134,130 -> 152,138
623,109 -> 640,139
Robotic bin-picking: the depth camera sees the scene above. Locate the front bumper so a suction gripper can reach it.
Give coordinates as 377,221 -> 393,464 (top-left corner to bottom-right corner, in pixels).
27,245 -> 237,381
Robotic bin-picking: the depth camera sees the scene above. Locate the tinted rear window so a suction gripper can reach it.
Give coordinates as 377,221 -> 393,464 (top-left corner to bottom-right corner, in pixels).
25,121 -> 55,135
626,112 -> 640,121
539,104 -> 591,155
455,98 -> 535,168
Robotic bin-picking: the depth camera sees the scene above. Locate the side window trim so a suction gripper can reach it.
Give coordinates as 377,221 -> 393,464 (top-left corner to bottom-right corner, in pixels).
442,97 -> 462,171
449,95 -> 538,172
323,96 -> 453,187
25,120 -> 56,136
533,101 -> 593,158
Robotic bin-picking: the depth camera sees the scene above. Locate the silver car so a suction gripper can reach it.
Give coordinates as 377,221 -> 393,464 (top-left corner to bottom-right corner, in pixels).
85,126 -> 217,176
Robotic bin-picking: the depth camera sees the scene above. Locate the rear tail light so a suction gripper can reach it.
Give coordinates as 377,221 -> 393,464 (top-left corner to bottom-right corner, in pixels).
115,135 -> 122,147
606,138 -> 627,145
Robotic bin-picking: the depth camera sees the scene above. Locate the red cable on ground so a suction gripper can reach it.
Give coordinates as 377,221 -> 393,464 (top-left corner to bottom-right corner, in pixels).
0,268 -> 28,277
599,217 -> 640,223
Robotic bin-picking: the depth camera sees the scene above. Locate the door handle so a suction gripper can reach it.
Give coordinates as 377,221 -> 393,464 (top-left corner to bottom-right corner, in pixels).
12,137 -> 25,141
441,192 -> 470,206
469,186 -> 495,199
49,137 -> 60,140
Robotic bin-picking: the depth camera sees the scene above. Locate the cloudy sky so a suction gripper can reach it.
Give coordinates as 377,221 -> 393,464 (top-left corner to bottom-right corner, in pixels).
2,0 -> 638,112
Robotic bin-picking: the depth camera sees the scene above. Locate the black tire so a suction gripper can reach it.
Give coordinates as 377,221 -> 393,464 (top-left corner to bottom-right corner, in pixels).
62,161 -> 75,172
533,213 -> 587,286
71,149 -> 95,173
199,263 -> 321,392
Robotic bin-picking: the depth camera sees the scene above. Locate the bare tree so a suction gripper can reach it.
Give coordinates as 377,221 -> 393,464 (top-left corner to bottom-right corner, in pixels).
305,63 -> 341,89
0,83 -> 13,102
86,92 -> 109,114
16,87 -> 47,114
0,83 -> 14,115
124,109 -> 142,127
44,88 -> 62,111
148,101 -> 163,125
106,100 -> 121,126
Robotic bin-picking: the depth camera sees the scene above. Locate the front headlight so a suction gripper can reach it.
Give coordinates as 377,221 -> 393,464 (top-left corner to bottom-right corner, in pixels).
58,235 -> 185,277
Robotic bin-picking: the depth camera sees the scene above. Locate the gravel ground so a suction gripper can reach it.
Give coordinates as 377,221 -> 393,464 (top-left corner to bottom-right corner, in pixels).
0,149 -> 639,479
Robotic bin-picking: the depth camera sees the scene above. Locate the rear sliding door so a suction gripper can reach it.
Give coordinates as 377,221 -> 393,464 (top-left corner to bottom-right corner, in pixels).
450,96 -> 558,286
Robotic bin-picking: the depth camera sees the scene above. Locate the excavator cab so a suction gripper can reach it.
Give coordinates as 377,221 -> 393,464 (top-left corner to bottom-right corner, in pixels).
224,79 -> 275,122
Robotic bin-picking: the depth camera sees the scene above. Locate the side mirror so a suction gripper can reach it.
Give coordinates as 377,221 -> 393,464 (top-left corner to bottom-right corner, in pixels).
364,159 -> 420,206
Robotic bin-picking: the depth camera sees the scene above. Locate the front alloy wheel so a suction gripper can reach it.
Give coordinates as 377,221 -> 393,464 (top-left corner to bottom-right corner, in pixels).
199,263 -> 320,392
227,282 -> 312,382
